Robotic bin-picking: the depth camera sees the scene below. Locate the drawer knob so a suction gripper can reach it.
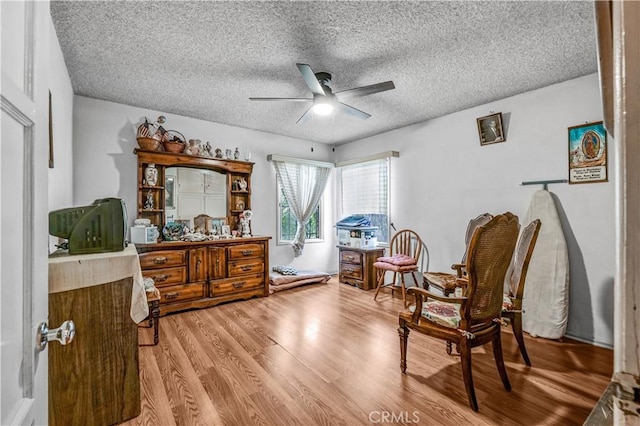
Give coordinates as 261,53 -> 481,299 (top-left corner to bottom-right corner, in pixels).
241,265 -> 253,271
241,250 -> 253,256
153,257 -> 168,264
153,274 -> 168,282
232,281 -> 246,289
164,292 -> 179,300
345,268 -> 354,273
346,256 -> 355,261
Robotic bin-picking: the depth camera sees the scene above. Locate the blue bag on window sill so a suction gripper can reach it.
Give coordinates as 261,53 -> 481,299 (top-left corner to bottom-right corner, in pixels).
336,215 -> 372,227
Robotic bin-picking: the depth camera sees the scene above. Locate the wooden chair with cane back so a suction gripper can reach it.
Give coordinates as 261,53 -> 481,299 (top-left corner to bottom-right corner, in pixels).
423,213 -> 493,296
502,218 -> 542,366
373,229 -> 423,307
398,212 -> 520,411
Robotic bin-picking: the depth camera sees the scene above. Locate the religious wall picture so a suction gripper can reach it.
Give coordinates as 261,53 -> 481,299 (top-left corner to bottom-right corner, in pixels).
476,112 -> 505,146
568,121 -> 608,184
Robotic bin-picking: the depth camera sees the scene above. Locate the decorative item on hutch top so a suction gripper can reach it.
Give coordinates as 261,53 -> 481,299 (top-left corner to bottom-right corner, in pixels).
568,121 -> 608,184
477,112 -> 505,146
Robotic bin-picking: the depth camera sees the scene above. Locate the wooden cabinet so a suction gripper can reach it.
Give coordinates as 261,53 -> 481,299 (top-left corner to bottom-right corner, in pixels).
338,246 -> 385,290
48,246 -> 141,425
136,237 -> 270,315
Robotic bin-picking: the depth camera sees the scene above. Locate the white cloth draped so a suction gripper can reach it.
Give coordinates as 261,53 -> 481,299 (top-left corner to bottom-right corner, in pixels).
272,161 -> 331,257
522,190 -> 569,339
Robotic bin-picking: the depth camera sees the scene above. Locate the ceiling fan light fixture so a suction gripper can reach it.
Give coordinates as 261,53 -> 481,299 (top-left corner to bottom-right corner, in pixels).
313,102 -> 334,115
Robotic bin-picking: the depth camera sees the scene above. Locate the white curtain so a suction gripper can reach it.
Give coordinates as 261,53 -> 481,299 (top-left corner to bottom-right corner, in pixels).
272,161 -> 331,257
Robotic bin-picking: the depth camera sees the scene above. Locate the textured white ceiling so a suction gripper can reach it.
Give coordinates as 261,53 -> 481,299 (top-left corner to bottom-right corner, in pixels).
50,1 -> 597,145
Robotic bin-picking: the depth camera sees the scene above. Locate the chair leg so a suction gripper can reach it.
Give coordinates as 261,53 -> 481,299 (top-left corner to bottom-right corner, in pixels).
373,270 -> 385,301
492,331 -> 511,392
510,313 -> 531,366
459,340 -> 478,412
400,274 -> 407,307
390,272 -> 398,295
398,321 -> 409,373
446,341 -> 453,355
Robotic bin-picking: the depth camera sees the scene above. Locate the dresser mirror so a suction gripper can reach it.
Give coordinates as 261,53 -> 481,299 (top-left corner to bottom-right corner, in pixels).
135,149 -> 253,237
164,167 -> 227,224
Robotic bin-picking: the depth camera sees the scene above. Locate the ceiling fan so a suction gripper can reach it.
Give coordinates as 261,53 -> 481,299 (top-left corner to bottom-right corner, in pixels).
249,63 -> 395,124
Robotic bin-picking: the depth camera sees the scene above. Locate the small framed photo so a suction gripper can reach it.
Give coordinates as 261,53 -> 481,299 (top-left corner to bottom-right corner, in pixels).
221,225 -> 231,236
477,112 -> 505,146
568,121 -> 608,184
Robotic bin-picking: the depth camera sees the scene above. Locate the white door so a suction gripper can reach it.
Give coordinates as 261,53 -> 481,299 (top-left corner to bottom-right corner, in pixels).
1,1 -> 50,424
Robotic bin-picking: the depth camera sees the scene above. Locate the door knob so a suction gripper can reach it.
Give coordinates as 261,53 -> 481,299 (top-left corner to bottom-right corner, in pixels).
36,320 -> 75,351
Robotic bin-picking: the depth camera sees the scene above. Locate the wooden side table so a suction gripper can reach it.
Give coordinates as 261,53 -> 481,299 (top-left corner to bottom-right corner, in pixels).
338,245 -> 385,290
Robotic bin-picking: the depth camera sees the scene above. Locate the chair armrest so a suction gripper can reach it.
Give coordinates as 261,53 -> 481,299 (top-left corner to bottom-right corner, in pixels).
450,263 -> 466,277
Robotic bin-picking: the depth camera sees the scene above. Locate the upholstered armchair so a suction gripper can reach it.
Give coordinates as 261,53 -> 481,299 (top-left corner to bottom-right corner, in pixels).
398,213 -> 519,411
423,213 -> 493,296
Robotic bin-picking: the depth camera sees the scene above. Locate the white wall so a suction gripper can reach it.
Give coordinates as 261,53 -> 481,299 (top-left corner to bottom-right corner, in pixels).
336,74 -> 614,347
47,16 -> 74,253
72,96 -> 338,271
72,74 -> 614,346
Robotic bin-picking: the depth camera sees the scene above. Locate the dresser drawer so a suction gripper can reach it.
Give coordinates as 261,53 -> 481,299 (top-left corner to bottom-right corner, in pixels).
210,274 -> 264,296
227,244 -> 264,260
228,259 -> 264,277
340,262 -> 363,280
158,283 -> 205,304
142,266 -> 187,286
340,250 -> 362,265
139,250 -> 186,269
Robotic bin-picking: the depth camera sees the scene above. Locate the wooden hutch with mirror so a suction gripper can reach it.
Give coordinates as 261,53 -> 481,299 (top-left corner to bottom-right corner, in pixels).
134,149 -> 270,316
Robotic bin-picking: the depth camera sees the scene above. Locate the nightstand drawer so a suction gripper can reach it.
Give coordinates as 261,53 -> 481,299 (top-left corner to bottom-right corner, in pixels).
158,283 -> 204,304
228,259 -> 264,277
142,266 -> 187,286
210,274 -> 264,296
228,244 -> 264,260
340,250 -> 362,265
340,263 -> 363,280
139,250 -> 186,269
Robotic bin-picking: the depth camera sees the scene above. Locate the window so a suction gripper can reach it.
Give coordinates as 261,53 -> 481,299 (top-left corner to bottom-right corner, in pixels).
339,158 -> 390,244
278,185 -> 322,243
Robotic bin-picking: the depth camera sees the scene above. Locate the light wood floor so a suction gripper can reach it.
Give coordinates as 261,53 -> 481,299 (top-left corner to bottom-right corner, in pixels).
123,277 -> 612,426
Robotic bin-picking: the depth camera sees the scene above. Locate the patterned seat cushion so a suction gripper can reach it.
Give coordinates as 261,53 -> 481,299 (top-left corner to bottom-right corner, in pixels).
272,265 -> 298,275
409,300 -> 461,328
502,294 -> 515,311
373,261 -> 418,272
376,254 -> 417,266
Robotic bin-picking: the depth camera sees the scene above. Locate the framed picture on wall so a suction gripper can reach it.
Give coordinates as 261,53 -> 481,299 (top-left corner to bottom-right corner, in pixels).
568,121 -> 608,184
476,112 -> 505,146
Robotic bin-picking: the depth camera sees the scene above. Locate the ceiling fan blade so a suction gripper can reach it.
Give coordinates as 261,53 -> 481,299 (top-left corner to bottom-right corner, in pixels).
249,97 -> 312,102
334,81 -> 395,101
296,63 -> 325,96
296,106 -> 314,124
338,102 -> 371,120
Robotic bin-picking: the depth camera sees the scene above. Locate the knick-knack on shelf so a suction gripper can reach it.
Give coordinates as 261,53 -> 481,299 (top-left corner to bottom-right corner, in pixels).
144,163 -> 158,186
244,147 -> 252,161
234,147 -> 240,160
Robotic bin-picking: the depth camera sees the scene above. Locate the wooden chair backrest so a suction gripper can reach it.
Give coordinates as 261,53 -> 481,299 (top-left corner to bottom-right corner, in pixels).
460,213 -> 493,264
389,229 -> 423,263
463,213 -> 519,324
507,219 -> 542,300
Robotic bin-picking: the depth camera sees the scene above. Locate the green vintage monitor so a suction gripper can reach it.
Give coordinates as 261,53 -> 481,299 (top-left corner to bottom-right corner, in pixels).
49,198 -> 127,255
